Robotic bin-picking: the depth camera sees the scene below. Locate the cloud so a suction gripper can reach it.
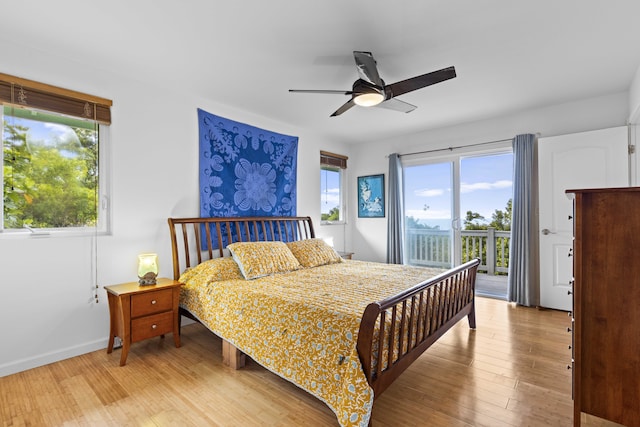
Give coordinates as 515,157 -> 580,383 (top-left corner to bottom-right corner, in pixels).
413,180 -> 512,198
405,208 -> 451,220
38,123 -> 79,146
321,194 -> 340,204
321,187 -> 340,208
44,123 -> 71,133
460,180 -> 512,193
414,188 -> 446,197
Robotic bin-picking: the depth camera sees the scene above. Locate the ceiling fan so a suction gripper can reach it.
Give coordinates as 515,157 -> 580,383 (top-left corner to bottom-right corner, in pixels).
289,51 -> 456,117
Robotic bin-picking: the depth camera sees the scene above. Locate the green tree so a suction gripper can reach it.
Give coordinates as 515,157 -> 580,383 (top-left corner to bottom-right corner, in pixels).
3,118 -> 98,228
406,215 -> 424,229
321,206 -> 340,221
463,210 -> 486,230
405,215 -> 440,230
3,121 -> 32,227
463,198 -> 512,232
489,198 -> 511,231
462,198 -> 512,271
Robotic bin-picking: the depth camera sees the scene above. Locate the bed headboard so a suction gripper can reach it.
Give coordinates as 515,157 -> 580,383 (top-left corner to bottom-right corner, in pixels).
167,216 -> 315,280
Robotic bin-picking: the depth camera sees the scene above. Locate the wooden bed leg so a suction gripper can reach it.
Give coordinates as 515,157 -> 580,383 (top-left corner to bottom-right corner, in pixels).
468,302 -> 477,329
222,339 -> 246,369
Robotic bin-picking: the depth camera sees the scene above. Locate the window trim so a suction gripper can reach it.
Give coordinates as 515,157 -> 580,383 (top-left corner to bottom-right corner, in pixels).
320,151 -> 348,225
0,73 -> 112,237
0,119 -> 111,238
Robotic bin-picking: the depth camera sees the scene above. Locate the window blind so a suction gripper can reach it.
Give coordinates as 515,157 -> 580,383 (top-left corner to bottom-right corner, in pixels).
320,150 -> 348,169
0,73 -> 112,125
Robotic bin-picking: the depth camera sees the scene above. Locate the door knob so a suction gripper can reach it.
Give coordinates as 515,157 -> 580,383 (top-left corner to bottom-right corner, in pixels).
541,228 -> 555,235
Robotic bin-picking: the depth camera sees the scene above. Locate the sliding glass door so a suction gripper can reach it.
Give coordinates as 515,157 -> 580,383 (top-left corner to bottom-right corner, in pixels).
404,161 -> 457,269
403,147 -> 513,298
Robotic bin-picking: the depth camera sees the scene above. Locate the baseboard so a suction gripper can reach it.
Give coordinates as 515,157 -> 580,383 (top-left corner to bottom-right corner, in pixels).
1,314 -> 195,377
0,337 -> 109,378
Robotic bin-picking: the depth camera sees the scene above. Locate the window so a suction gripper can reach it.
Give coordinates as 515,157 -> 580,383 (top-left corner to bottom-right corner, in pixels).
0,73 -> 112,234
320,150 -> 347,223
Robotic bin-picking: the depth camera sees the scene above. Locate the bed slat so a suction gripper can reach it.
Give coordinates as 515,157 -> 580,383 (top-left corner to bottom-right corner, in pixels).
357,258 -> 479,398
168,216 -> 314,280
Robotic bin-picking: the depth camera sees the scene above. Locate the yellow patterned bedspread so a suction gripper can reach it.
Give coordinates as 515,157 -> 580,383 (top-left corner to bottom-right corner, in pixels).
180,260 -> 444,427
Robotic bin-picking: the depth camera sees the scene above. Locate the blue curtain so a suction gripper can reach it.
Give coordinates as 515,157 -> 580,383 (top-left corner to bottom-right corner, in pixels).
508,134 -> 539,306
387,153 -> 404,264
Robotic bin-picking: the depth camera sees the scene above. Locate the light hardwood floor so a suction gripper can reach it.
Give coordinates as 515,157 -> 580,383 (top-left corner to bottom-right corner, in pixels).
0,298 -> 619,426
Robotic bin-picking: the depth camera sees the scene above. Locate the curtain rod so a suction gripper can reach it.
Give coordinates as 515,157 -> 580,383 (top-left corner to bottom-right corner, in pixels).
397,137 -> 513,158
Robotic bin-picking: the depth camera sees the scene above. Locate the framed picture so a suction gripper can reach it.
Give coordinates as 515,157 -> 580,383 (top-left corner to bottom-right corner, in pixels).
357,174 -> 385,218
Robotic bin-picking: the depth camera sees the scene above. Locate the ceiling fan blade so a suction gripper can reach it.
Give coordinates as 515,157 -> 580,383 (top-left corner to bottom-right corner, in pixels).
386,66 -> 456,98
289,89 -> 353,95
376,98 -> 417,113
353,51 -> 383,88
330,99 -> 356,117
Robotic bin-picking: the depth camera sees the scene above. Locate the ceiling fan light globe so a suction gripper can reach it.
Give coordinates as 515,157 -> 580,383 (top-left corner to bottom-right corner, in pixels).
353,92 -> 384,107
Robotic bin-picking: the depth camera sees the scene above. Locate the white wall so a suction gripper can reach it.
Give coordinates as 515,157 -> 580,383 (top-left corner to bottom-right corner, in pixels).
629,64 -> 640,124
0,40 -> 346,376
348,91 -> 631,263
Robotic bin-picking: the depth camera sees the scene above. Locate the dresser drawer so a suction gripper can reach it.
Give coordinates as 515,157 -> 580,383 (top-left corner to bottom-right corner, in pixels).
131,311 -> 174,342
131,289 -> 173,317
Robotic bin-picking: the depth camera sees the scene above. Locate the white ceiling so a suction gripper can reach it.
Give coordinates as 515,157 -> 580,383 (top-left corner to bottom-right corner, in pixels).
3,1 -> 640,143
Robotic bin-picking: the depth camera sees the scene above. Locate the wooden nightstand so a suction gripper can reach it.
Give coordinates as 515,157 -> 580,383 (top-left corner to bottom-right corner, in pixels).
105,278 -> 183,366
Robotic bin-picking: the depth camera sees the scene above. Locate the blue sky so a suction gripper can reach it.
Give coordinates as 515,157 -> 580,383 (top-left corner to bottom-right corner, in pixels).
16,118 -> 78,145
405,153 -> 513,229
321,152 -> 513,228
3,114 -> 88,162
321,168 -> 341,213
3,106 -> 93,149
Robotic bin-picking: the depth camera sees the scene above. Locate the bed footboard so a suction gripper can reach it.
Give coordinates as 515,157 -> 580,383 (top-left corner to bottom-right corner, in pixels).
357,259 -> 480,398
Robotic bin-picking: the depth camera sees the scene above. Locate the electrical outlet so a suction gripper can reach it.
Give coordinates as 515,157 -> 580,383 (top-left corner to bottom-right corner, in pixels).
113,337 -> 122,349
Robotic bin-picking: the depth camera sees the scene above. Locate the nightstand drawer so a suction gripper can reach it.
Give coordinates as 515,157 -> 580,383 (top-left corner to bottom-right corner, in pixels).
131,311 -> 174,342
131,289 -> 173,317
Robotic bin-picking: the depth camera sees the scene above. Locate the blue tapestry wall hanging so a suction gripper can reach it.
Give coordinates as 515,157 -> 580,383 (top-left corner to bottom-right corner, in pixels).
198,109 -> 298,246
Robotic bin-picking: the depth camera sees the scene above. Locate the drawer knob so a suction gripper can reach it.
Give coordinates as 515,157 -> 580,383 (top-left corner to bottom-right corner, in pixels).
152,324 -> 157,329
151,300 -> 157,305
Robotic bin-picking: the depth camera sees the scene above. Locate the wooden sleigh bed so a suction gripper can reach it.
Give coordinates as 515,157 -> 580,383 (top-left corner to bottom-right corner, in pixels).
168,216 -> 479,427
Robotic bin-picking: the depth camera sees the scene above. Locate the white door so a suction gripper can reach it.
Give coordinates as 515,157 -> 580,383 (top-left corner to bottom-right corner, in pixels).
538,126 -> 629,310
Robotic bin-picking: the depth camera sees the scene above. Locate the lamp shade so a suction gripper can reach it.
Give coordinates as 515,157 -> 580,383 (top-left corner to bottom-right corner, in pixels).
353,92 -> 384,107
138,253 -> 158,285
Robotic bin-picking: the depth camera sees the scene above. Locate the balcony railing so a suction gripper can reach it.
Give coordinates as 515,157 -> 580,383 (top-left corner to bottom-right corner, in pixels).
405,227 -> 510,275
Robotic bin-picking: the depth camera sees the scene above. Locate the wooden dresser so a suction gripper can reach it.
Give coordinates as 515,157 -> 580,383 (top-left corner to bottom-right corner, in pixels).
567,187 -> 640,427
